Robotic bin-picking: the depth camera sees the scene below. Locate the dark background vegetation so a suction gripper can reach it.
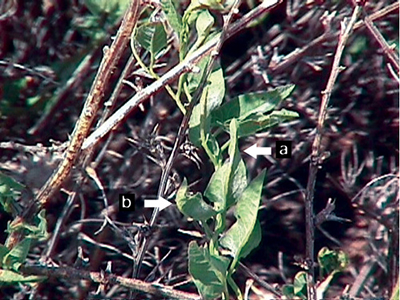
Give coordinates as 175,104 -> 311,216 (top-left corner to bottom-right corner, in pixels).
0,0 -> 398,299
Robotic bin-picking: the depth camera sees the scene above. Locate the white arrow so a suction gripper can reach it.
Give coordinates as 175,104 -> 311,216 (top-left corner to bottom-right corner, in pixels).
144,196 -> 172,211
244,143 -> 272,159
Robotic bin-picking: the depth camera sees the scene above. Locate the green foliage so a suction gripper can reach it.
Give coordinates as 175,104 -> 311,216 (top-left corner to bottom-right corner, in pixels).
170,4 -> 298,297
189,84 -> 298,145
283,248 -> 349,299
318,247 -> 349,277
0,173 -> 24,215
180,83 -> 295,299
84,0 -> 130,24
130,2 -> 298,298
188,241 -> 230,299
161,0 -> 182,39
176,178 -> 217,222
219,169 -> 265,270
0,210 -> 48,284
135,22 -> 167,66
0,269 -> 44,285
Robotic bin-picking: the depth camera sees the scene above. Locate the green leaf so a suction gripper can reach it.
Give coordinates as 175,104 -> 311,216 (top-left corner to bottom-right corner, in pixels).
188,241 -> 230,300
176,179 -> 217,222
189,65 -> 225,146
219,169 -> 266,270
6,210 -> 48,241
2,239 -> 31,271
282,284 -> 295,298
0,269 -> 45,284
212,84 -> 295,126
135,23 -> 167,58
238,220 -> 261,259
318,247 -> 349,277
233,109 -> 299,138
180,6 -> 201,58
84,0 -> 129,23
194,9 -> 214,48
202,65 -> 225,113
0,245 -> 9,262
204,163 -> 228,205
226,120 -> 247,206
204,120 -> 247,233
0,172 -> 24,214
160,0 -> 182,39
293,271 -> 307,298
204,120 -> 246,205
186,56 -> 211,95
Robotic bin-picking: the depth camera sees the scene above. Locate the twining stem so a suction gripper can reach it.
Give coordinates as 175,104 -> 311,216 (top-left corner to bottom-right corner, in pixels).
130,39 -> 186,113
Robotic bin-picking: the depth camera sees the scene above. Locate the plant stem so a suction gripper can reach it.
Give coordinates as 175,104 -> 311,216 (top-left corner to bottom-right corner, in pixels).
304,4 -> 362,300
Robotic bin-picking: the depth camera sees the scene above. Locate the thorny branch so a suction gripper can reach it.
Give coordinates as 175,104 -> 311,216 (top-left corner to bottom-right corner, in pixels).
21,264 -> 201,300
6,0 -> 140,249
304,3 -> 362,300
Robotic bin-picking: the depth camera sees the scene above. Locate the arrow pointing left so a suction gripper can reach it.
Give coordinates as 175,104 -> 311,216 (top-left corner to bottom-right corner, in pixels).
244,143 -> 272,159
144,196 -> 172,211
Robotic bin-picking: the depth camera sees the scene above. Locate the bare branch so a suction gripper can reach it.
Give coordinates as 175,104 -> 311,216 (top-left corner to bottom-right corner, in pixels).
304,4 -> 362,300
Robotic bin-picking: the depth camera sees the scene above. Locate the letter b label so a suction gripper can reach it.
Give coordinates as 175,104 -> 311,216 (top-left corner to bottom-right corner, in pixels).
119,194 -> 136,212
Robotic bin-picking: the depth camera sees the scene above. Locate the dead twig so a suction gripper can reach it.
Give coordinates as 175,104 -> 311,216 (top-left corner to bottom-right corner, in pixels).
304,3 -> 362,300
362,9 -> 399,73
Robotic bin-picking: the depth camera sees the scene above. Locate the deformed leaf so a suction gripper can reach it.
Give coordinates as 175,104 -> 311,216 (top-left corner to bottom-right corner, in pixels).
176,179 -> 217,222
219,169 -> 266,269
188,241 -> 230,300
195,9 -> 214,48
6,210 -> 48,241
212,84 -> 295,126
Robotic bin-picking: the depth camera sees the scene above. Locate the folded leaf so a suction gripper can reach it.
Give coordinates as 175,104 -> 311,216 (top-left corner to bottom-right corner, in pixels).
176,179 -> 217,222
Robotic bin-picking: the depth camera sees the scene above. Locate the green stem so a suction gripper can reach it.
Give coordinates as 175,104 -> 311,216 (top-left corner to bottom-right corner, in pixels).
131,42 -> 186,114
